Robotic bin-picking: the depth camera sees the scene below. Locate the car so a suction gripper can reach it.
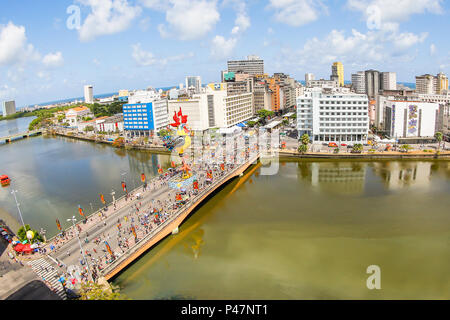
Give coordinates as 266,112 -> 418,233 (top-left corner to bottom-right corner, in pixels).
328,142 -> 338,148
347,145 -> 354,149
340,143 -> 347,147
322,143 -> 328,146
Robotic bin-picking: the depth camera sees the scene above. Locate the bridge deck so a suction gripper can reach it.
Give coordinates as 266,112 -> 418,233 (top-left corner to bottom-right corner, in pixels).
101,155 -> 259,280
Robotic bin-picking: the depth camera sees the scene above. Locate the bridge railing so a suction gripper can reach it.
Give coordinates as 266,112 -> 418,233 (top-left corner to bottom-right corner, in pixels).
100,154 -> 259,277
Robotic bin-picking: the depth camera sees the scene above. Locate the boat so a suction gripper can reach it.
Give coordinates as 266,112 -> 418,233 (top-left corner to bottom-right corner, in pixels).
0,175 -> 11,186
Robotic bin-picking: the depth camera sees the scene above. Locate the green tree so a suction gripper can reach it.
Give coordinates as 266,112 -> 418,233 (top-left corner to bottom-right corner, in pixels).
84,125 -> 95,132
435,132 -> 443,151
298,144 -> 308,154
352,144 -> 363,153
17,224 -> 44,243
246,120 -> 257,128
300,133 -> 310,146
78,282 -> 128,300
400,144 -> 412,153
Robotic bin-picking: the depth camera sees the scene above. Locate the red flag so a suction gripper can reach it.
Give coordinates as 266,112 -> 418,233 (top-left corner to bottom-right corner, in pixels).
104,241 -> 114,257
100,194 -> 105,204
141,173 -> 146,183
78,206 -> 85,218
121,181 -> 127,192
56,219 -> 62,231
193,180 -> 199,190
220,163 -> 225,171
131,225 -> 137,239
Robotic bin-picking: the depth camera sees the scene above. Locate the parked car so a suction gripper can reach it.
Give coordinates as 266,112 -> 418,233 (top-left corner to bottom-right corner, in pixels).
347,145 -> 354,149
328,142 -> 338,148
340,143 -> 347,147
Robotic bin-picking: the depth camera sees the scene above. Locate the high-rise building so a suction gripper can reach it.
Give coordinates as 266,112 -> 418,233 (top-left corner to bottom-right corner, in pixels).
365,70 -> 380,98
227,55 -> 264,75
123,99 -> 169,137
381,72 -> 397,91
437,72 -> 449,94
1,100 -> 16,116
297,88 -> 369,144
416,74 -> 437,94
168,83 -> 253,130
185,76 -> 202,93
331,62 -> 344,87
384,100 -> 439,138
305,73 -> 315,82
84,85 -> 94,104
351,72 -> 366,94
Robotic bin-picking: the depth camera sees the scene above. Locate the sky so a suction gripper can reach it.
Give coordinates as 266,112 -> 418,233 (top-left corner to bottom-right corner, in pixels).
0,0 -> 450,107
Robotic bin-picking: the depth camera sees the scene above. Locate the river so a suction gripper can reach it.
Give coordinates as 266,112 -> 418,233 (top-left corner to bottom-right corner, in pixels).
0,117 -> 449,299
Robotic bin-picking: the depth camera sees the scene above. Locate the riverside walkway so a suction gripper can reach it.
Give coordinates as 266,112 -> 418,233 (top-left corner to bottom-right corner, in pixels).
0,129 -> 43,144
36,146 -> 260,288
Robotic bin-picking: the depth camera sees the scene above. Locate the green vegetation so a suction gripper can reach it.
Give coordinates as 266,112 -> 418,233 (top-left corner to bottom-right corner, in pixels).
88,101 -> 125,118
352,144 -> 363,153
298,133 -> 310,154
0,111 -> 35,122
333,147 -> 340,154
158,129 -> 171,137
434,132 -> 443,151
298,144 -> 308,154
78,282 -> 128,300
17,224 -> 44,243
84,126 -> 95,132
246,120 -> 258,128
282,119 -> 289,126
400,144 -> 412,153
28,106 -> 74,130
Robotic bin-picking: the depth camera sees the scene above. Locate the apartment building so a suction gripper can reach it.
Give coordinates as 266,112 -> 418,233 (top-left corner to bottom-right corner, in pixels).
297,88 -> 369,144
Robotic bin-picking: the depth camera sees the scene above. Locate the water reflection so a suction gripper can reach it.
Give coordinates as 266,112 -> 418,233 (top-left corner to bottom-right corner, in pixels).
373,162 -> 433,190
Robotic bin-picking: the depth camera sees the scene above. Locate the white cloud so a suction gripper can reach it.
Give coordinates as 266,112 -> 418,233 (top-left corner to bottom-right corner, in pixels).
0,22 -> 40,66
0,84 -> 17,100
42,52 -> 64,68
229,1 -> 250,35
278,27 -> 428,72
142,0 -> 220,40
210,35 -> 237,60
430,44 -> 436,56
347,0 -> 443,28
77,0 -> 142,42
267,0 -> 327,27
132,43 -> 194,66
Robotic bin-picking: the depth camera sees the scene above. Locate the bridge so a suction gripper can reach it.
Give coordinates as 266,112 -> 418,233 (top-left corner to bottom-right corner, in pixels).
100,153 -> 259,280
0,129 -> 43,144
37,146 -> 262,289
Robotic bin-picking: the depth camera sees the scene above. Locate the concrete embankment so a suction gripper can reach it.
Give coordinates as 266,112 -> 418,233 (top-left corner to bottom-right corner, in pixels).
49,131 -> 171,154
279,150 -> 450,160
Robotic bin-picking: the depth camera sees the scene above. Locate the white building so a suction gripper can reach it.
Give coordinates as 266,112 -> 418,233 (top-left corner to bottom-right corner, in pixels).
305,73 -> 315,82
297,88 -> 370,144
96,114 -> 124,133
306,79 -> 339,89
381,72 -> 397,90
168,83 -> 253,131
84,85 -> 94,104
65,106 -> 92,127
351,72 -> 366,94
384,100 -> 439,138
185,76 -> 202,93
1,100 -> 16,116
128,89 -> 160,104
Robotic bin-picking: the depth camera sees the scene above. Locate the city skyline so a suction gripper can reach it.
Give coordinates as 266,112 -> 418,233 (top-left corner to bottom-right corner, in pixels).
1,0 -> 450,107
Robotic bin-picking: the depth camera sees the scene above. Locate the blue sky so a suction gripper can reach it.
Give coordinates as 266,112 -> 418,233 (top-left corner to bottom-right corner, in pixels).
0,0 -> 449,107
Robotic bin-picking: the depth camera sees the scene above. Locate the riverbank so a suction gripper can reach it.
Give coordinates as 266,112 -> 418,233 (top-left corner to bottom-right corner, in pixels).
48,130 -> 171,154
279,149 -> 450,160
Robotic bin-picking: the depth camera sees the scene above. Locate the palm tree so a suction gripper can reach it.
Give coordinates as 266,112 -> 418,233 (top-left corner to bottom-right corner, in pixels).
300,133 -> 310,146
435,132 -> 443,151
